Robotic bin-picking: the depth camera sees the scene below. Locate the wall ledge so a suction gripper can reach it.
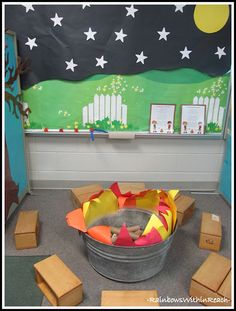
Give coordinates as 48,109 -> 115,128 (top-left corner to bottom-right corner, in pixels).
29,180 -> 218,191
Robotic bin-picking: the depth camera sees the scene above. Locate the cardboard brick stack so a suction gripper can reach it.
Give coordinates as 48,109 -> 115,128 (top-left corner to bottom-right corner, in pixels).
34,254 -> 83,306
14,210 -> 40,250
199,212 -> 222,251
188,212 -> 229,306
71,184 -> 103,208
189,252 -> 231,306
174,194 -> 196,226
101,290 -> 159,307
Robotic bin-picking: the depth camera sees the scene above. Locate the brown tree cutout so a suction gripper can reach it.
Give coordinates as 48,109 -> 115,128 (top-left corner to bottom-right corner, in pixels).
5,48 -> 31,119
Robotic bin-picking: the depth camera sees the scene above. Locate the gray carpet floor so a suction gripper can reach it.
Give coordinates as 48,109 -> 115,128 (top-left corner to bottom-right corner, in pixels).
5,189 -> 231,307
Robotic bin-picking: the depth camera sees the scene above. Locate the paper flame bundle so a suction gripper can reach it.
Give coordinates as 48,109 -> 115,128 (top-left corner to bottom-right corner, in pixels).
66,183 -> 179,247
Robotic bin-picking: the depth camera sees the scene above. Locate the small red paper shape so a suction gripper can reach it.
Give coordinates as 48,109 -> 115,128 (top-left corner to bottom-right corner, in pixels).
89,190 -> 104,201
158,213 -> 168,231
134,227 -> 163,246
74,128 -> 79,133
44,128 -> 48,132
158,203 -> 170,215
119,196 -> 136,208
110,182 -> 134,198
159,199 -> 169,206
110,182 -> 122,197
114,223 -> 135,246
59,128 -> 64,132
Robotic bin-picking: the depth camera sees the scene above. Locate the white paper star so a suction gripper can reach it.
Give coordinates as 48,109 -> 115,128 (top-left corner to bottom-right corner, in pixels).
84,27 -> 97,41
157,27 -> 170,41
82,4 -> 91,9
65,59 -> 78,72
115,29 -> 127,43
175,5 -> 186,13
136,51 -> 148,64
126,5 -> 138,18
215,47 -> 226,59
50,13 -> 63,27
180,46 -> 192,59
22,4 -> 34,13
25,37 -> 38,50
96,56 -> 108,68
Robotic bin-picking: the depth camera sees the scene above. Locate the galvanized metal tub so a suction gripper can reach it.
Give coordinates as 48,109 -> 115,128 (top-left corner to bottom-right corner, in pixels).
82,208 -> 177,282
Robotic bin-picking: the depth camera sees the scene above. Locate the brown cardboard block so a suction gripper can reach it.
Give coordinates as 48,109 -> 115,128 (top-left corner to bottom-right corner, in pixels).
199,212 -> 222,251
118,182 -> 146,194
218,270 -> 231,301
34,254 -> 83,306
101,290 -> 159,306
189,252 -> 231,306
71,184 -> 103,208
175,195 -> 195,225
14,210 -> 39,250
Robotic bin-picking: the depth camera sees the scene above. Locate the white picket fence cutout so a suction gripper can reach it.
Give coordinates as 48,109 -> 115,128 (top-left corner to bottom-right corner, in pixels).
82,94 -> 128,125
192,96 -> 224,127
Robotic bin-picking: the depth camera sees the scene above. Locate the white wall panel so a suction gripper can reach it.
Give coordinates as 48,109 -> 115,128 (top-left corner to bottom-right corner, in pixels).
25,137 -> 225,188
30,170 -> 220,182
27,137 -> 224,154
28,152 -> 222,172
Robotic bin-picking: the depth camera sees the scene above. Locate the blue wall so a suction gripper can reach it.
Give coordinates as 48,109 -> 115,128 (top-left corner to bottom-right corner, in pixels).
5,33 -> 28,198
219,114 -> 231,204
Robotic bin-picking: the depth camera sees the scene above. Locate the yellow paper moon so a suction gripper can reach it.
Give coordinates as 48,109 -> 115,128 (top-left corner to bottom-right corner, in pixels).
194,5 -> 229,33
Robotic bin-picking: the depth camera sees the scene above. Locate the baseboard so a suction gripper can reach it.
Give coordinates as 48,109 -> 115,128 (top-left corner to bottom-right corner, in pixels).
30,180 -> 218,191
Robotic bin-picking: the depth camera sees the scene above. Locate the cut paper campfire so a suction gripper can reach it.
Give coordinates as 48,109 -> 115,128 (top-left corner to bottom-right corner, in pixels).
66,182 -> 178,247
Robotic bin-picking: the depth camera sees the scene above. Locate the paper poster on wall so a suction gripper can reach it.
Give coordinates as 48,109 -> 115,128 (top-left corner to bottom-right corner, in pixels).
150,104 -> 175,134
180,105 -> 206,135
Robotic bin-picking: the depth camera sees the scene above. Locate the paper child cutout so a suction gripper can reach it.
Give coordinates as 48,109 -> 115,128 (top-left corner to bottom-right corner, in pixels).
183,121 -> 188,133
167,120 -> 172,133
197,121 -> 203,134
152,120 -> 157,132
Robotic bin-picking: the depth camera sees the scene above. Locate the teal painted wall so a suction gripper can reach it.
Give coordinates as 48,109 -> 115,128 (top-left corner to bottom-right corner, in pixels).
219,112 -> 231,204
5,33 -> 28,198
